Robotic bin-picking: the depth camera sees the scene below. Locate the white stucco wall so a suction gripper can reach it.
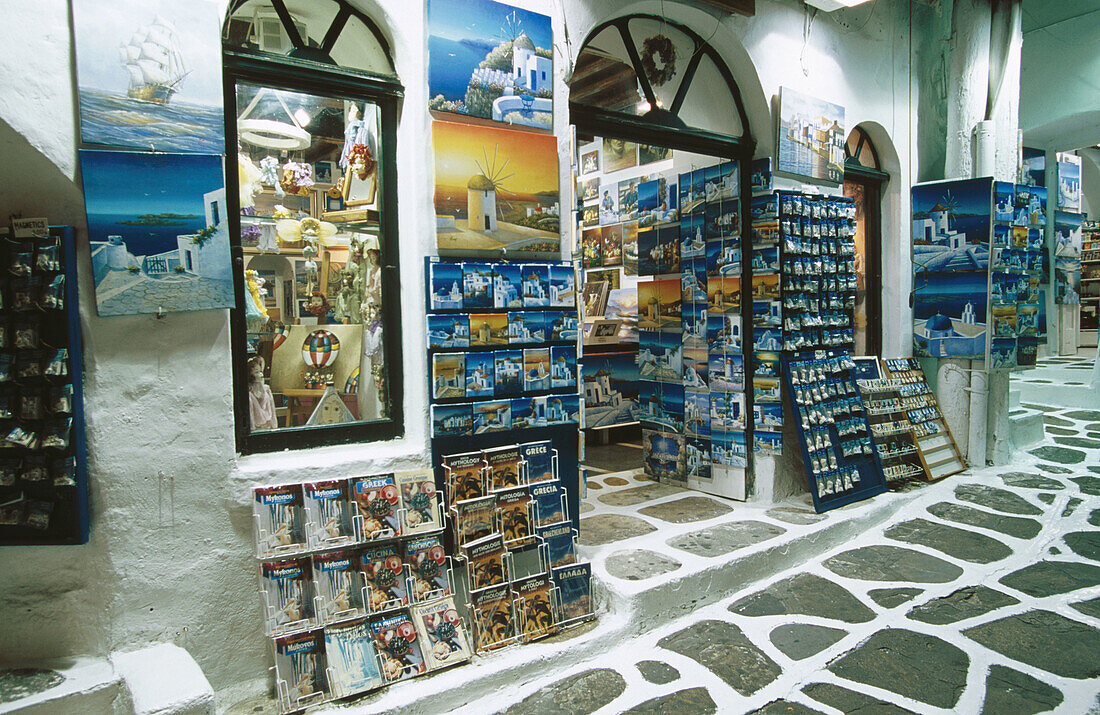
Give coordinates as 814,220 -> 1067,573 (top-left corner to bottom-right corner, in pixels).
0,0 -> 946,702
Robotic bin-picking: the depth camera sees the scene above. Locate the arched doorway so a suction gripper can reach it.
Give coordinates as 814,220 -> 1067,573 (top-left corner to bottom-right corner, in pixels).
844,125 -> 889,357
570,14 -> 760,500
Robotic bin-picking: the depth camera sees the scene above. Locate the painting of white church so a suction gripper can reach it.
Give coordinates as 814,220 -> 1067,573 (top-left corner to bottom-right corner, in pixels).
911,178 -> 992,273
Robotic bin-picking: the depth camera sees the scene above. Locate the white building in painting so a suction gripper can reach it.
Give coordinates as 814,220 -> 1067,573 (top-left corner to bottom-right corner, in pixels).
494,274 -> 520,307
435,281 -> 462,309
583,369 -> 622,406
912,203 -> 964,248
512,33 -> 550,93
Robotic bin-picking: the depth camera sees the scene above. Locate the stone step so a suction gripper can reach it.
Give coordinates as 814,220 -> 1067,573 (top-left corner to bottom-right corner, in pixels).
1009,387 -> 1021,409
296,471 -> 937,714
0,657 -> 122,715
1008,408 -> 1045,449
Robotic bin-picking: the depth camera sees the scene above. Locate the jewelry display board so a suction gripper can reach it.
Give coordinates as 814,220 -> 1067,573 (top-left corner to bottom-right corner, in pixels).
0,225 -> 89,545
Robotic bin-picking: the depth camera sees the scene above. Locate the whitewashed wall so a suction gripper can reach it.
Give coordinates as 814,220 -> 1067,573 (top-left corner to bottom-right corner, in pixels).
0,0 -> 943,700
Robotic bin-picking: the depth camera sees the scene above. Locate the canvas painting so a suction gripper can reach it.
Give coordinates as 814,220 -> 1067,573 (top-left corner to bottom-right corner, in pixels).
912,179 -> 992,273
776,87 -> 845,183
1054,212 -> 1083,305
602,137 -> 638,173
1057,152 -> 1082,212
427,0 -> 552,130
433,119 -> 560,258
580,352 -> 639,428
1022,147 -> 1045,188
73,0 -> 224,153
80,150 -> 233,316
912,270 -> 988,359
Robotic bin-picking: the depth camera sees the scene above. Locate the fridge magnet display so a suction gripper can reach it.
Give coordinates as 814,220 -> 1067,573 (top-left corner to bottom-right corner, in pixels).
453,494 -> 496,546
352,474 -> 402,539
432,120 -> 560,259
776,87 -> 845,184
551,562 -> 593,622
470,583 -> 515,652
463,532 -> 507,589
80,150 -> 233,316
405,535 -> 451,602
303,480 -> 355,549
360,543 -> 408,611
530,479 -> 565,525
496,485 -> 533,545
473,400 -> 512,432
426,0 -> 553,130
396,470 -> 443,534
254,484 -> 306,557
432,353 -> 466,399
73,0 -> 225,153
261,556 -> 314,634
368,611 -> 427,683
513,572 -> 556,642
520,440 -> 555,483
411,597 -> 472,671
313,550 -> 363,622
431,403 -> 473,437
324,618 -> 384,698
536,520 -> 576,569
274,629 -> 328,707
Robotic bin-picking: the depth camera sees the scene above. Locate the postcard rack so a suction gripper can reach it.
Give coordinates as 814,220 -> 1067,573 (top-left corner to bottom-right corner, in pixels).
781,350 -> 888,513
0,225 -> 89,545
878,358 -> 966,480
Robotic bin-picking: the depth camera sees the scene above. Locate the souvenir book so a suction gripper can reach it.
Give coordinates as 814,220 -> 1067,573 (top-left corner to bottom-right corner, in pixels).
323,617 -> 383,697
442,451 -> 485,504
368,610 -> 427,683
359,544 -> 408,612
463,532 -> 508,590
396,469 -> 442,534
494,485 -> 533,546
530,479 -> 565,525
274,628 -> 328,705
536,521 -> 576,570
351,474 -> 402,539
312,550 -> 363,622
551,562 -> 593,622
470,583 -> 515,652
411,597 -> 472,671
512,572 -> 556,642
484,444 -> 522,491
261,556 -> 314,634
254,484 -> 306,556
452,494 -> 496,547
302,479 -> 355,549
520,440 -> 555,483
404,535 -> 450,602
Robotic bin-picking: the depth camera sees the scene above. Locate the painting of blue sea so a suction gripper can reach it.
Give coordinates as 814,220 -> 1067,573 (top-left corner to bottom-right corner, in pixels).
73,0 -> 224,153
428,0 -> 553,129
777,87 -> 845,184
80,150 -> 233,316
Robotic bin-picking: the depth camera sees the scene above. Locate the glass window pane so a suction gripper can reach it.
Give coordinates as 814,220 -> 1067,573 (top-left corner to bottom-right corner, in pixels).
236,81 -> 389,432
625,18 -> 695,113
678,57 -> 742,137
573,27 -> 644,116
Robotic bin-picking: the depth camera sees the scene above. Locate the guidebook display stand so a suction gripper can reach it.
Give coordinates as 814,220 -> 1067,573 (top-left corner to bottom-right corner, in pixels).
0,225 -> 89,545
781,350 -> 888,513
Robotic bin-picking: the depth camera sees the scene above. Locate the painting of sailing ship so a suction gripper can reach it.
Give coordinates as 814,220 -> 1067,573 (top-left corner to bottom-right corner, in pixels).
80,150 -> 234,316
73,0 -> 224,153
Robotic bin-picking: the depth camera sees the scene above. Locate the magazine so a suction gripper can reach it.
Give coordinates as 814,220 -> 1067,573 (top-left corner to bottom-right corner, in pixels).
519,440 -> 554,483
396,469 -> 442,534
494,485 -> 533,546
302,479 -> 355,549
359,544 -> 408,612
512,572 -> 556,642
483,445 -> 522,491
469,583 -> 515,652
442,451 -> 485,505
411,597 -> 472,671
404,535 -> 450,602
351,474 -> 402,540
312,550 -> 362,623
463,533 -> 507,590
551,562 -> 594,622
254,484 -> 306,556
261,556 -> 314,634
368,610 -> 427,682
274,628 -> 327,705
323,617 -> 383,697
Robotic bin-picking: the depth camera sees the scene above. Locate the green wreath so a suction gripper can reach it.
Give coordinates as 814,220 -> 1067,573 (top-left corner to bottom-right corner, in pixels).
640,35 -> 676,88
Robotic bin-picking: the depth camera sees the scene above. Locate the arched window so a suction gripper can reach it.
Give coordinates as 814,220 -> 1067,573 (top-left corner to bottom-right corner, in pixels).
223,0 -> 404,454
570,15 -> 754,155
844,125 -> 881,172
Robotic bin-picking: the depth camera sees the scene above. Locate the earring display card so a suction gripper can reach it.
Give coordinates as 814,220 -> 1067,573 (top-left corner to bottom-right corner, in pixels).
876,358 -> 966,481
782,350 -> 888,513
0,225 -> 89,545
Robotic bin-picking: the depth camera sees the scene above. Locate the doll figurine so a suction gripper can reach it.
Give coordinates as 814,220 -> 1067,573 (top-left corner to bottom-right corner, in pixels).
248,355 -> 278,431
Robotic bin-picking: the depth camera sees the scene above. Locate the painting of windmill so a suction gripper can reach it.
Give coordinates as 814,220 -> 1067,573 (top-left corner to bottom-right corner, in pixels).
911,178 -> 992,273
433,118 -> 560,259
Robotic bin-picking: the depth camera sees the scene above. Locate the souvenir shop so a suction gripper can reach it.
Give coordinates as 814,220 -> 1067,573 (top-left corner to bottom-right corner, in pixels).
0,0 -> 1095,712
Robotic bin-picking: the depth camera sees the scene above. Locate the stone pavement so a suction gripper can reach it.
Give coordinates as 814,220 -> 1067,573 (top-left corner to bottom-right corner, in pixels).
448,369 -> 1100,714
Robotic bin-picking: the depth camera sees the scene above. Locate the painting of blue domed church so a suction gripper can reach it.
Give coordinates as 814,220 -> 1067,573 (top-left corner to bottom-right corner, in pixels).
912,271 -> 988,359
428,0 -> 552,130
81,150 -> 233,316
912,178 -> 991,273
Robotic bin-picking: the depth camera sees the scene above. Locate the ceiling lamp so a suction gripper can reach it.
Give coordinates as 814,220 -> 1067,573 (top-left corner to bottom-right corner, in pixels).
804,0 -> 875,11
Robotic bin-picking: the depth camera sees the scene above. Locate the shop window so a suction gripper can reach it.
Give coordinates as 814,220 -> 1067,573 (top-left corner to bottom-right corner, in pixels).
571,15 -> 748,142
223,0 -> 404,453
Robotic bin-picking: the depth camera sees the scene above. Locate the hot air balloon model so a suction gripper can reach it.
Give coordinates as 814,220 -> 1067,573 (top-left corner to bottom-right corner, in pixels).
303,330 -> 340,369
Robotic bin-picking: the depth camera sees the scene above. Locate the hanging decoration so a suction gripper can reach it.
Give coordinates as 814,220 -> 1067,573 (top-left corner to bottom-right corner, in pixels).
302,329 -> 340,369
640,35 -> 676,87
237,87 -> 311,151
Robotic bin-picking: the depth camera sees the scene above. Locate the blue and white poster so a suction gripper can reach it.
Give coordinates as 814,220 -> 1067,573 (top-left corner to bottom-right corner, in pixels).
1057,152 -> 1082,213
80,150 -> 233,316
73,0 -> 224,153
912,178 -> 992,274
427,0 -> 552,129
